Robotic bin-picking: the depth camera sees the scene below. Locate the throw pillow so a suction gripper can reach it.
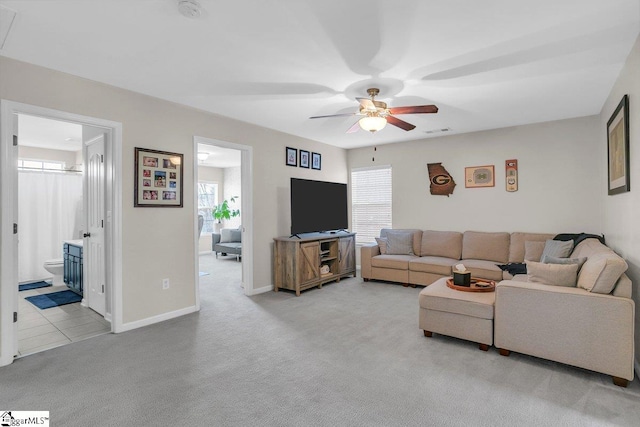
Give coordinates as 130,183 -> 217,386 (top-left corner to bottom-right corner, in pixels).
541,255 -> 587,271
375,237 -> 388,255
385,231 -> 415,255
230,229 -> 242,242
577,252 -> 628,294
220,229 -> 234,243
524,241 -> 546,262
526,261 -> 579,287
541,239 -> 573,259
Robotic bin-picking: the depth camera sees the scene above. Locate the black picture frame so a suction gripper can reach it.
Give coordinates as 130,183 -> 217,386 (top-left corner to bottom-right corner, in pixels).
286,147 -> 297,167
607,94 -> 630,195
299,150 -> 310,168
311,152 -> 321,170
134,147 -> 183,207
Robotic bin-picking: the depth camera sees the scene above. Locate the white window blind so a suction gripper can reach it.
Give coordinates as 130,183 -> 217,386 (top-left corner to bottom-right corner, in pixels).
351,166 -> 392,245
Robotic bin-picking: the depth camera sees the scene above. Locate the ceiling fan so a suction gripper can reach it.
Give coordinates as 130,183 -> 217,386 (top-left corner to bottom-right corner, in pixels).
309,88 -> 438,133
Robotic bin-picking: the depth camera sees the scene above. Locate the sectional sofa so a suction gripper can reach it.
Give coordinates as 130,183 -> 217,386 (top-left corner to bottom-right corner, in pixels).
361,229 -> 635,386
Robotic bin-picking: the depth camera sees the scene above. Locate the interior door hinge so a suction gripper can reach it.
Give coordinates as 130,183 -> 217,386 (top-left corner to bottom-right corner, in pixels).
101,154 -> 104,163
101,219 -> 104,228
13,223 -> 17,234
13,135 -> 18,146
13,312 -> 17,323
102,284 -> 105,293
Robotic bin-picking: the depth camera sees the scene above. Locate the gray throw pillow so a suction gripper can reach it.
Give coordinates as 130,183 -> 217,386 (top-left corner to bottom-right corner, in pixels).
541,255 -> 587,271
375,237 -> 388,254
541,239 -> 573,259
526,260 -> 579,287
220,229 -> 235,243
385,231 -> 414,255
230,229 -> 242,242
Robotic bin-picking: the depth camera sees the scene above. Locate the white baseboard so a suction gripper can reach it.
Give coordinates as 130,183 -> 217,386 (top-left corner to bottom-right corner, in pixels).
116,305 -> 198,333
248,284 -> 273,296
199,250 -> 212,255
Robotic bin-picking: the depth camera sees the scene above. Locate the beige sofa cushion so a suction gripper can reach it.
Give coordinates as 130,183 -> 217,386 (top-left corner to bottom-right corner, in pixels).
409,256 -> 458,276
570,238 -> 613,258
380,229 -> 422,257
462,231 -> 510,263
524,241 -> 546,262
419,281 -> 495,320
509,232 -> 554,262
526,260 -> 579,287
420,230 -> 462,259
577,252 -> 628,294
460,259 -> 504,281
371,255 -> 416,270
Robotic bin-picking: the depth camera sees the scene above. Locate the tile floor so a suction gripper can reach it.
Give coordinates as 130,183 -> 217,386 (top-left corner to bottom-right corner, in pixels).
17,284 -> 111,356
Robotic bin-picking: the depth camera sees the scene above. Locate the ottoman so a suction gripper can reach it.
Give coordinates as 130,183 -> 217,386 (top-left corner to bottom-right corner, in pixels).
418,277 -> 495,350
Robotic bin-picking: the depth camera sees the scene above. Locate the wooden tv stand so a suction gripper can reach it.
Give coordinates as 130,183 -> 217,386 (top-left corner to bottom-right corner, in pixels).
273,232 -> 356,296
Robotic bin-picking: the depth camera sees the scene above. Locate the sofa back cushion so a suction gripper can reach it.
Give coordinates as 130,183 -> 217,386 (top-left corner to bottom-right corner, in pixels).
220,228 -> 242,243
380,229 -> 422,256
420,230 -> 462,259
577,252 -> 628,294
462,231 -> 510,263
508,232 -> 555,262
526,260 -> 580,287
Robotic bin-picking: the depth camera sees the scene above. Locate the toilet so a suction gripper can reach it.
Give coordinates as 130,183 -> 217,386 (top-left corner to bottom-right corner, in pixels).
43,259 -> 64,286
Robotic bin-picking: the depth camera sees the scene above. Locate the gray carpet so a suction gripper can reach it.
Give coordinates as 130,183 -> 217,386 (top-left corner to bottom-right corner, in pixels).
1,254 -> 639,426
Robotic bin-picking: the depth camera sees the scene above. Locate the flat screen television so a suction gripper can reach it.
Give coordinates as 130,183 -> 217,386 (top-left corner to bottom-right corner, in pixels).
290,178 -> 348,235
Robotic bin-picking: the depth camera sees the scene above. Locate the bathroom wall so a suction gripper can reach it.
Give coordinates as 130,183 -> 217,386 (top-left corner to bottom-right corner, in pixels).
18,146 -> 78,169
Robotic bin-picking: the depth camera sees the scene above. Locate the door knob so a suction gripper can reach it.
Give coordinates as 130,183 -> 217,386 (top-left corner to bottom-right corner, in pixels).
83,233 -> 91,238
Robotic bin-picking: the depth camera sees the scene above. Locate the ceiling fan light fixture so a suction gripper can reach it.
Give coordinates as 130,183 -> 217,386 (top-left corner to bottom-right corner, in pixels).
359,115 -> 387,133
197,152 -> 209,161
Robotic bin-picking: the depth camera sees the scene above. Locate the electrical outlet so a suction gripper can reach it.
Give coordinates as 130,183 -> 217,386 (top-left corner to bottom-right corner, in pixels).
162,278 -> 170,289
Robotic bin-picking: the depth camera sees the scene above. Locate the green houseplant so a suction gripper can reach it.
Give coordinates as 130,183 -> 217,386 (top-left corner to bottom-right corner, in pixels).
212,196 -> 240,223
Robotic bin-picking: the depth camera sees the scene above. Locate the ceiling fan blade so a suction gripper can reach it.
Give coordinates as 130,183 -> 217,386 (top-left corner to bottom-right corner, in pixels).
346,121 -> 360,134
309,113 -> 356,119
388,105 -> 438,115
356,97 -> 376,111
386,115 -> 416,131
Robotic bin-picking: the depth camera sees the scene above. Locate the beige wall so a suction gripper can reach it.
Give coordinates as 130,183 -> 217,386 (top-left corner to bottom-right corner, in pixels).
1,56 -> 348,324
197,165 -> 224,253
600,34 -> 640,370
348,115 -> 602,235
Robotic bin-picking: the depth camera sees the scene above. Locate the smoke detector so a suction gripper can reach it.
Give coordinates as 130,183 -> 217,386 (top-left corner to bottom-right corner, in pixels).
178,0 -> 202,19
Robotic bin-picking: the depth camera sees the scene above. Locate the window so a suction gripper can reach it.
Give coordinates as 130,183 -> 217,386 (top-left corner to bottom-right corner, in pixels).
198,182 -> 219,233
18,159 -> 64,171
351,166 -> 392,245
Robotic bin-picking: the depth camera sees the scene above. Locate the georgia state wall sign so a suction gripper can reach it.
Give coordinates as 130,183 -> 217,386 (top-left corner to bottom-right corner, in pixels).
427,163 -> 456,196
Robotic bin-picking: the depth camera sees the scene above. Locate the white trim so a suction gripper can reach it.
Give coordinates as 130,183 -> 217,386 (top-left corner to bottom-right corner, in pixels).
118,305 -> 198,333
248,285 -> 273,296
0,101 -> 123,365
194,136 -> 254,296
193,140 -> 201,311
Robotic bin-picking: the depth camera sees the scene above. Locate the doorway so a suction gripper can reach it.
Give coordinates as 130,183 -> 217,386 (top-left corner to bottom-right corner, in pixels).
193,136 -> 253,304
0,101 -> 123,367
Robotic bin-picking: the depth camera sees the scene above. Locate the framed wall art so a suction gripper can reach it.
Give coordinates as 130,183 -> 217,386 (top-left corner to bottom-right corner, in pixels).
300,150 -> 310,168
465,165 -> 495,188
134,147 -> 183,207
607,94 -> 630,195
311,152 -> 322,170
286,147 -> 297,167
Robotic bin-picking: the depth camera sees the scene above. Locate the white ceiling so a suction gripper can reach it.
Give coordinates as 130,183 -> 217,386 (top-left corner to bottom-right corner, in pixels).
18,114 -> 82,151
1,0 -> 639,149
197,143 -> 241,168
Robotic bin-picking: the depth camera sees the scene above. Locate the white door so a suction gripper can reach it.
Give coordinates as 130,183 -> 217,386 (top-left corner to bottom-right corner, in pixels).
11,114 -> 19,355
84,135 -> 106,316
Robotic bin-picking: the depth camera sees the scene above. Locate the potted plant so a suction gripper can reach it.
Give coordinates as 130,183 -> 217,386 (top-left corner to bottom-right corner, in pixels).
212,196 -> 240,232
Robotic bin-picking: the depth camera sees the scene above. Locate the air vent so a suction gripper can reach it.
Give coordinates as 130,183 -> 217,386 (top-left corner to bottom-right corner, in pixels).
0,5 -> 17,50
178,0 -> 202,19
424,127 -> 452,135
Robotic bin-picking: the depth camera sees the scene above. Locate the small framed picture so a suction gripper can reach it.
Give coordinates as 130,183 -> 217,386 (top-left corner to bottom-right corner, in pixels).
465,165 -> 495,188
311,152 -> 321,170
135,147 -> 183,207
607,94 -> 630,195
286,147 -> 297,167
299,150 -> 310,168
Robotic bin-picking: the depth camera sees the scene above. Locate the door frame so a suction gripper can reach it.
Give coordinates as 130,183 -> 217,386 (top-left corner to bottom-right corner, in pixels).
0,100 -> 123,366
193,136 -> 254,301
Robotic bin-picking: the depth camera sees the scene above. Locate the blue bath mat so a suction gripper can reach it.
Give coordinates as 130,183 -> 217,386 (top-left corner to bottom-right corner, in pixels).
25,290 -> 82,309
19,281 -> 52,292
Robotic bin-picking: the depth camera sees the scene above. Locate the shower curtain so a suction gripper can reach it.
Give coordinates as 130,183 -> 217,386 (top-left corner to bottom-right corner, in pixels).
18,171 -> 83,283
